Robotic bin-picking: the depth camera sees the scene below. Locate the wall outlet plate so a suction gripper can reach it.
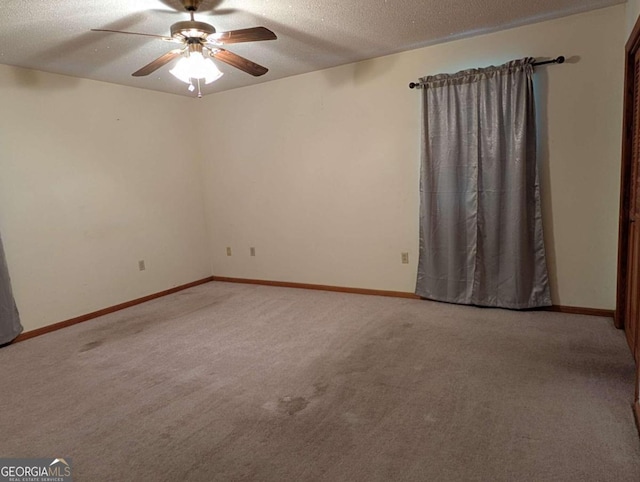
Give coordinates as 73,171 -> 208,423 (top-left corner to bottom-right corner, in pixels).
401,252 -> 409,264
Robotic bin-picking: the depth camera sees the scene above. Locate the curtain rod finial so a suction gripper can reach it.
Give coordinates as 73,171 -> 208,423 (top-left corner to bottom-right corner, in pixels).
556,55 -> 565,64
409,82 -> 418,89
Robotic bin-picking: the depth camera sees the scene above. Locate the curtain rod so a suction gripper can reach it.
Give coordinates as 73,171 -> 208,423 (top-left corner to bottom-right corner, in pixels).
408,55 -> 565,89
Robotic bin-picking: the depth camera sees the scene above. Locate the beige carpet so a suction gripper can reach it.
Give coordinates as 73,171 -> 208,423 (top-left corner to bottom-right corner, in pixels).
0,281 -> 638,481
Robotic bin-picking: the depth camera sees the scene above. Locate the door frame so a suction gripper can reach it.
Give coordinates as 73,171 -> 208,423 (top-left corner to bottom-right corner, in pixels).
616,12 -> 640,433
616,15 -> 640,332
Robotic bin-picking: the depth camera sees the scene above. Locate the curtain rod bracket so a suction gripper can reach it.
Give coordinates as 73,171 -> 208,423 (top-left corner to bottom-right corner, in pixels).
409,56 -> 565,89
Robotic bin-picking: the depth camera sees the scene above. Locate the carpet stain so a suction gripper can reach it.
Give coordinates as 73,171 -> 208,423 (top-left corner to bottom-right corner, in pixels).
313,382 -> 328,396
343,411 -> 362,425
79,340 -> 103,352
423,413 -> 438,424
278,396 -> 309,416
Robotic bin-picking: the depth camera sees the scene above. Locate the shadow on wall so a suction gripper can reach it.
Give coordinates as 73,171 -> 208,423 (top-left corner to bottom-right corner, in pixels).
534,54 -> 580,304
10,67 -> 80,91
314,55 -> 400,90
350,54 -> 400,88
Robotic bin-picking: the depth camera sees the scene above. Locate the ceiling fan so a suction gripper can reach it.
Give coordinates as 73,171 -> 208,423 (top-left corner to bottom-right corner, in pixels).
91,0 -> 277,96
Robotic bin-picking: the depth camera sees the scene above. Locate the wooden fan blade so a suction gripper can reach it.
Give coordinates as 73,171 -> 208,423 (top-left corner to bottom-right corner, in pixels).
210,49 -> 268,76
157,0 -> 204,11
157,0 -> 189,11
208,27 -> 277,44
151,7 -> 235,15
132,49 -> 184,77
91,29 -> 181,43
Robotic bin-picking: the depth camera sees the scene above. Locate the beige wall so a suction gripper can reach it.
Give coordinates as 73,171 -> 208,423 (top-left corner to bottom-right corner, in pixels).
0,5 -> 627,335
197,5 -> 625,309
0,66 -> 211,332
628,0 -> 640,34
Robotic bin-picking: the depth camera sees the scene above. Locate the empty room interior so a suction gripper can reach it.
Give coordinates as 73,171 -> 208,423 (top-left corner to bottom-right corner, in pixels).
2,0 -> 640,480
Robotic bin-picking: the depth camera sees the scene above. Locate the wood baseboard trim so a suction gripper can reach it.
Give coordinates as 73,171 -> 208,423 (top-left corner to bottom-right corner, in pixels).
211,277 -> 613,318
546,305 -> 614,319
11,277 -> 214,344
11,276 -> 612,345
211,276 -> 421,299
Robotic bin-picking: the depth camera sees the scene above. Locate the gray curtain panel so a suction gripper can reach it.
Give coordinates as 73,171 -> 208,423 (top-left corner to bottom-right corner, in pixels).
0,234 -> 22,344
416,58 -> 551,309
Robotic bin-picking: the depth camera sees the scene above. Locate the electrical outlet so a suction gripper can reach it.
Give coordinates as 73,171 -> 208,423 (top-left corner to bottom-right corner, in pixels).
138,260 -> 146,271
250,247 -> 256,257
226,247 -> 232,256
401,252 -> 409,264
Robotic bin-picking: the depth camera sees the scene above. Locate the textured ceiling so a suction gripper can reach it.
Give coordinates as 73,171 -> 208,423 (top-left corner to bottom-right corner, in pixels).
0,0 -> 625,97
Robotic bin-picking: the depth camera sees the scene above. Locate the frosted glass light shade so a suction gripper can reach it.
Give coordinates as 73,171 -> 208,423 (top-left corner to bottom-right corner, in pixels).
170,51 -> 223,85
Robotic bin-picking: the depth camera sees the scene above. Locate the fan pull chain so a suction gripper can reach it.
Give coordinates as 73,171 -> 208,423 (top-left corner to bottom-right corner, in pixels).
185,78 -> 202,98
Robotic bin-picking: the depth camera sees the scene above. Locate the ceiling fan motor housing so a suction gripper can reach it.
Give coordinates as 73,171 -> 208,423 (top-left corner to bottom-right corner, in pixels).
183,0 -> 204,12
171,21 -> 215,40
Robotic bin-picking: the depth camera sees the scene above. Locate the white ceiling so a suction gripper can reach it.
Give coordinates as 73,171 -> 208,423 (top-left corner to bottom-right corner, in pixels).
0,0 -> 625,97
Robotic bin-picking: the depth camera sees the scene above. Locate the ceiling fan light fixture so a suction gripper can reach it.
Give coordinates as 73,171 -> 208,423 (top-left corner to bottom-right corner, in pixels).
92,1 -> 276,95
169,50 -> 223,85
